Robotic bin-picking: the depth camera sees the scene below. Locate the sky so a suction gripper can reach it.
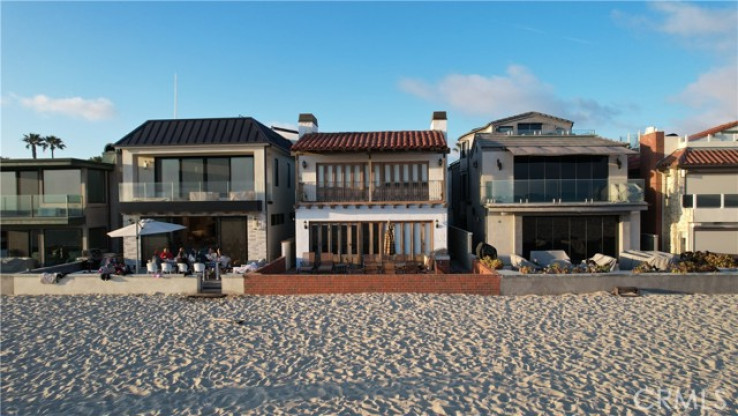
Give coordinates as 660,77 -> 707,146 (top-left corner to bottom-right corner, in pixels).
1,1 -> 737,160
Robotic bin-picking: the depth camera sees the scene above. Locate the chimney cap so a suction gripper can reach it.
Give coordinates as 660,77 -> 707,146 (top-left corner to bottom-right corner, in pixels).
299,113 -> 318,126
432,111 -> 447,120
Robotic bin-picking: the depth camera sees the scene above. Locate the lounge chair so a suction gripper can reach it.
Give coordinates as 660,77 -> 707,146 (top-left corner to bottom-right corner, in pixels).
298,252 -> 316,274
317,252 -> 334,273
510,253 -> 539,270
530,250 -> 572,268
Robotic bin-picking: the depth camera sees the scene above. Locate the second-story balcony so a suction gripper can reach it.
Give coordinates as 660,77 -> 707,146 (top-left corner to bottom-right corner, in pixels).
120,181 -> 257,202
298,180 -> 444,204
482,179 -> 644,205
0,194 -> 84,224
118,181 -> 261,214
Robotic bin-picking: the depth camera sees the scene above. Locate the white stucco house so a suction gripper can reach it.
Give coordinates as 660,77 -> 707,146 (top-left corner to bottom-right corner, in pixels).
292,112 -> 450,265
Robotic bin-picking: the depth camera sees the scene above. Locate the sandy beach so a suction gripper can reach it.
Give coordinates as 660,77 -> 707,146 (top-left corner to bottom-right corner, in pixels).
2,293 -> 736,415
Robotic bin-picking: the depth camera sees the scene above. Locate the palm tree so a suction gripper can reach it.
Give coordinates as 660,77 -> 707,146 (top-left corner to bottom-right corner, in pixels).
22,133 -> 43,159
44,135 -> 66,158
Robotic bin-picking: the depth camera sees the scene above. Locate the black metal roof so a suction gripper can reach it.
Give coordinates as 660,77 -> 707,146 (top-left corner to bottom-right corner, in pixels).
115,117 -> 292,151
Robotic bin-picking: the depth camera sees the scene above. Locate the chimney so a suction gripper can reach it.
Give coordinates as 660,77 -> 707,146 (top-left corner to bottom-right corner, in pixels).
298,113 -> 318,139
430,111 -> 447,139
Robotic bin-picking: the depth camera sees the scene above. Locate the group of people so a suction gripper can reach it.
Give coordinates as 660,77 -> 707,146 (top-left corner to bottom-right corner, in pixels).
151,246 -> 229,272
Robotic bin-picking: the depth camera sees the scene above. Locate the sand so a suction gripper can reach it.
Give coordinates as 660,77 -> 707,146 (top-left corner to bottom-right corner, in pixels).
1,293 -> 736,415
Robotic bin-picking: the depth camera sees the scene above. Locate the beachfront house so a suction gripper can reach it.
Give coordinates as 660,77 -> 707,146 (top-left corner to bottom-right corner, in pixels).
292,112 -> 450,268
449,112 -> 647,263
1,158 -> 118,269
115,117 -> 294,267
649,121 -> 738,255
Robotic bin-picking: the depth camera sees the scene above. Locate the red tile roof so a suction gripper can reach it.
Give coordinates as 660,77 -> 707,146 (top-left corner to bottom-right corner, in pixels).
657,147 -> 738,169
292,130 -> 449,153
688,120 -> 738,141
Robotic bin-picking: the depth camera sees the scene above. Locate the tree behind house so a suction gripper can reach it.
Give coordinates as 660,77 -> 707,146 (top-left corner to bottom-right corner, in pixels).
22,133 -> 43,159
44,135 -> 66,158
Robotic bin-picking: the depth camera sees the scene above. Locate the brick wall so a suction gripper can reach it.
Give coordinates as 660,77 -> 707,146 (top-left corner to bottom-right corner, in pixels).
639,131 -> 665,249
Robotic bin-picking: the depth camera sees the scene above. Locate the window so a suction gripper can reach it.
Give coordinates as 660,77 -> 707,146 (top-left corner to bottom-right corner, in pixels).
518,123 -> 543,135
44,170 -> 81,197
270,213 -> 285,226
87,170 -> 107,203
682,194 -> 694,208
287,162 -> 292,188
44,228 -> 82,266
496,126 -> 513,134
513,156 -> 608,202
155,156 -> 255,197
725,194 -> 738,208
88,227 -> 109,251
522,216 -> 619,263
695,194 -> 721,208
1,172 -> 16,195
274,158 -> 279,187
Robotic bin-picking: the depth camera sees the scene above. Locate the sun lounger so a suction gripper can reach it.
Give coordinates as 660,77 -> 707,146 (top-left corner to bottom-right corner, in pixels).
619,250 -> 677,271
530,250 -> 572,268
510,254 -> 539,270
589,253 -> 618,271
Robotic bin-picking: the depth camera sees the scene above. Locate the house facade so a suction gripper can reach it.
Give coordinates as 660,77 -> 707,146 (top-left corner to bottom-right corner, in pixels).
450,112 -> 646,263
292,113 -> 449,265
0,158 -> 117,268
654,121 -> 738,255
115,117 -> 294,267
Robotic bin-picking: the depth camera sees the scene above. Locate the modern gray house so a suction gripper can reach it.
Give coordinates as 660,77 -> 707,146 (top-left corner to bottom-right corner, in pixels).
450,112 -> 646,263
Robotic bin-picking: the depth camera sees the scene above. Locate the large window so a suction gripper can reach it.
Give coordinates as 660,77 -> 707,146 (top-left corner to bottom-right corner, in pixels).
44,229 -> 82,266
43,170 -> 81,196
309,221 -> 432,257
518,123 -> 543,135
522,216 -> 619,263
514,156 -> 608,202
87,170 -> 107,203
1,172 -> 16,195
155,156 -> 254,197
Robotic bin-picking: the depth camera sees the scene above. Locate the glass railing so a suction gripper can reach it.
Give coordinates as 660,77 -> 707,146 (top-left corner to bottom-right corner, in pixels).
120,181 -> 257,202
0,194 -> 84,218
481,179 -> 644,204
299,180 -> 444,202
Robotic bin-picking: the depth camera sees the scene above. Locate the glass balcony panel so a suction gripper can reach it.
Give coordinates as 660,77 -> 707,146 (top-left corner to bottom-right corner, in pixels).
483,179 -> 644,204
0,194 -> 84,218
120,181 -> 255,202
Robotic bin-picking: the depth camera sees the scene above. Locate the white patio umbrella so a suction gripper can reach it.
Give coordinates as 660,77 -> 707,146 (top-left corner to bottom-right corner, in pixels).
107,219 -> 186,273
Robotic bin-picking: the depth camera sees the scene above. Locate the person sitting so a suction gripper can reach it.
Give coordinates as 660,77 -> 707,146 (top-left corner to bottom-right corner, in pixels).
175,247 -> 189,266
159,247 -> 174,262
152,250 -> 163,268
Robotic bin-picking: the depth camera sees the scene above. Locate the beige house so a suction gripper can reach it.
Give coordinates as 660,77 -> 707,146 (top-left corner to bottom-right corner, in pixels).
115,117 -> 294,267
655,121 -> 738,255
450,112 -> 646,263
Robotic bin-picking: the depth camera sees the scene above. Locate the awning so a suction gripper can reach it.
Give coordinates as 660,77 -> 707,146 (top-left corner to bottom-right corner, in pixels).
506,146 -> 637,156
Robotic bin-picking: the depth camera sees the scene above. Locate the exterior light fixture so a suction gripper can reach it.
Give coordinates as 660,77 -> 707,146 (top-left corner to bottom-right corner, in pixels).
435,219 -> 440,228
438,158 -> 443,166
303,220 -> 308,229
302,160 -> 307,169
496,159 -> 502,170
616,157 -> 622,169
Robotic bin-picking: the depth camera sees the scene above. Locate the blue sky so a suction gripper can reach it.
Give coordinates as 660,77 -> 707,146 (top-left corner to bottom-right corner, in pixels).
2,1 -> 736,159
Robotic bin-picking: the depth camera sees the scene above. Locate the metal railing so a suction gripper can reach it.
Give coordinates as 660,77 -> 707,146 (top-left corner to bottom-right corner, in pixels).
299,180 -> 444,202
119,181 -> 257,202
481,179 -> 644,204
0,194 -> 84,218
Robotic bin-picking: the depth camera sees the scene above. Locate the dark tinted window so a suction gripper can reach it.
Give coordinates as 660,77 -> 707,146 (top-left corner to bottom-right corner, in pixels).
725,194 -> 738,207
682,194 -> 693,208
696,194 -> 721,208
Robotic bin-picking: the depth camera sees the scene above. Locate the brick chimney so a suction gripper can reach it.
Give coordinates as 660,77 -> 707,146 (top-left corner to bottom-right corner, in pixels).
298,113 -> 318,139
639,128 -> 666,250
430,111 -> 447,139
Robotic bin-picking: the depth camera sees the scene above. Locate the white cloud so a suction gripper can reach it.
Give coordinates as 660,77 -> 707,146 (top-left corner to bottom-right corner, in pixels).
18,94 -> 115,121
613,2 -> 738,54
671,64 -> 738,134
398,65 -> 621,126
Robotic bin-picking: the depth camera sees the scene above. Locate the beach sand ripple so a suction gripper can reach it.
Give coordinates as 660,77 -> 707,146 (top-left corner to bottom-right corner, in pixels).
1,293 -> 736,415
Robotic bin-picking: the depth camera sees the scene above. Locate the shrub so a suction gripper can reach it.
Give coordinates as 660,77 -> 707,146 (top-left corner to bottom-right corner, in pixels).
480,257 -> 504,270
632,262 -> 655,274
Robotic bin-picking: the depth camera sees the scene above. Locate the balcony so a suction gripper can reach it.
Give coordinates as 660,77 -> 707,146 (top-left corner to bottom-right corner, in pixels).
0,194 -> 84,224
119,181 -> 261,214
481,179 -> 644,204
298,181 -> 444,204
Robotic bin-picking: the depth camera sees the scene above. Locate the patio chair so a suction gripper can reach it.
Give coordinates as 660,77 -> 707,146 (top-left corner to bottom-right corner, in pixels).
161,262 -> 173,274
146,261 -> 159,274
177,263 -> 189,274
298,252 -> 316,274
193,262 -> 206,278
317,252 -> 334,273
348,255 -> 365,274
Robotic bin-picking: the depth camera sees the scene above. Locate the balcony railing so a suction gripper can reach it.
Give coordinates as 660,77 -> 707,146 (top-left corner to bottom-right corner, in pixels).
0,194 -> 84,218
481,179 -> 644,204
120,181 -> 256,202
299,180 -> 444,203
